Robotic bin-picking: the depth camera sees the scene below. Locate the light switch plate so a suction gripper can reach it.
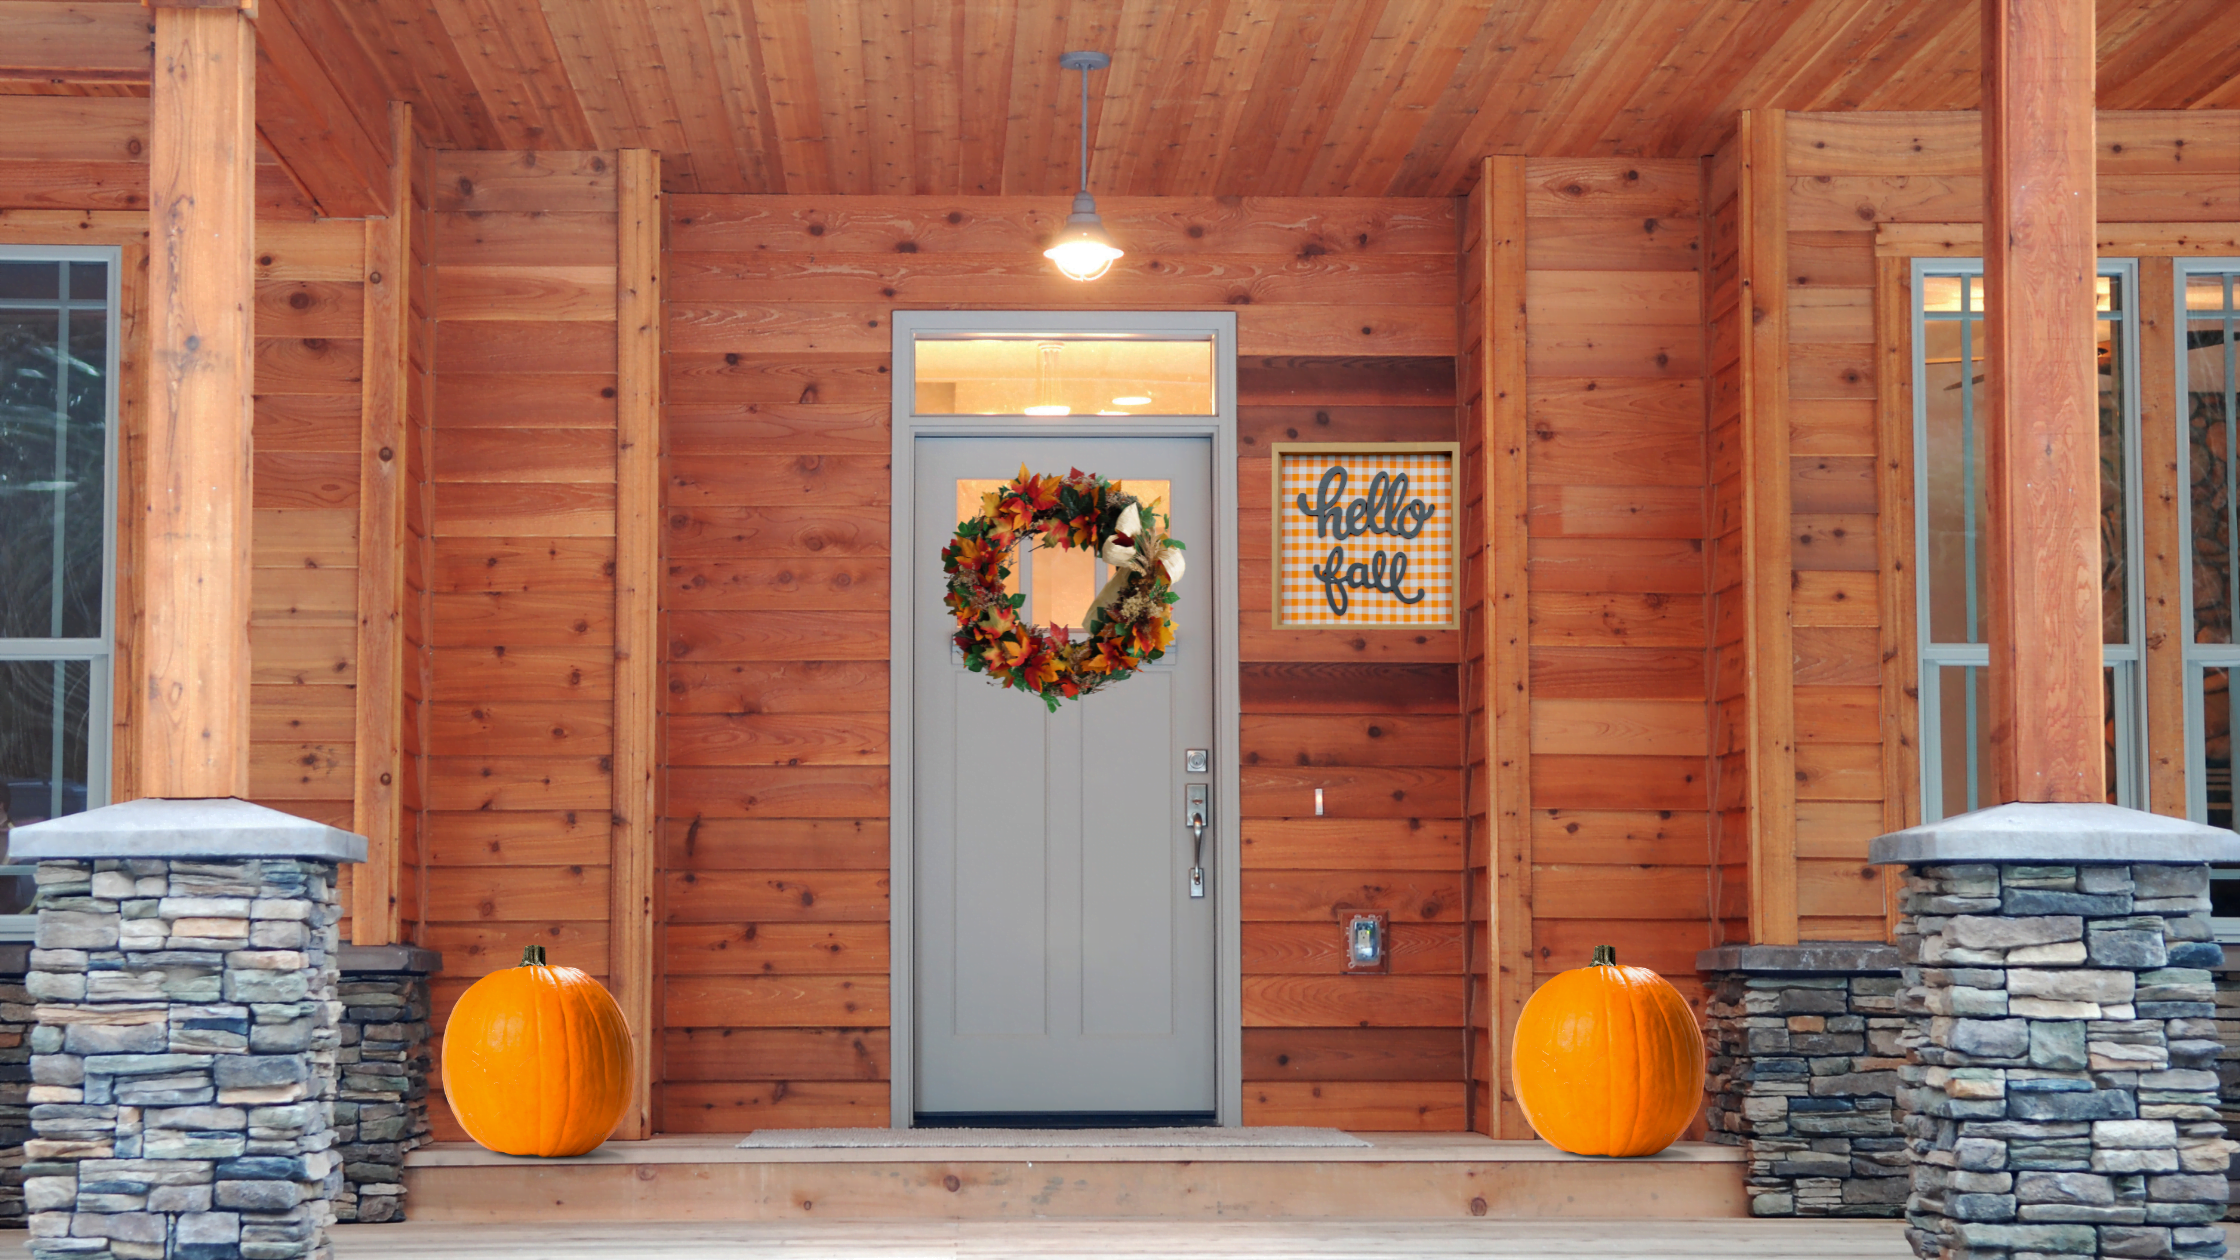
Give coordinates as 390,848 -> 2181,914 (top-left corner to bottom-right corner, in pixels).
1185,748 -> 1208,774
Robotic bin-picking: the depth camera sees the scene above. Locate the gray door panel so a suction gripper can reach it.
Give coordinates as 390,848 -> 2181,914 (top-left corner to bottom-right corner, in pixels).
913,436 -> 1215,1117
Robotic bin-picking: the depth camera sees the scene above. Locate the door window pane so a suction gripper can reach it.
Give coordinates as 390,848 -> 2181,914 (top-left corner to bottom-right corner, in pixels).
916,337 -> 1214,416
954,477 -> 1173,635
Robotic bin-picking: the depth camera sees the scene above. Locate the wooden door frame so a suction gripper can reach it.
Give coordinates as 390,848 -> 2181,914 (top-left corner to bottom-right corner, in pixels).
887,310 -> 1243,1127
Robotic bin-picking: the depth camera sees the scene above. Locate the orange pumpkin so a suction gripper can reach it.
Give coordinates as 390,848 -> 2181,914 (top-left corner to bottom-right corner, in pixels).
441,945 -> 632,1157
1510,945 -> 1704,1156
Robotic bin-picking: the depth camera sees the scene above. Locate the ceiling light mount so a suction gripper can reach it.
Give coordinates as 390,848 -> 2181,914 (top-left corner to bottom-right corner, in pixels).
1044,50 -> 1123,282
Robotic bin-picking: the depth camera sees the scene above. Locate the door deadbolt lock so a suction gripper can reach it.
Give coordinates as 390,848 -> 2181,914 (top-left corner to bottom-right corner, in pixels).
1185,784 -> 1209,899
1184,748 -> 1209,774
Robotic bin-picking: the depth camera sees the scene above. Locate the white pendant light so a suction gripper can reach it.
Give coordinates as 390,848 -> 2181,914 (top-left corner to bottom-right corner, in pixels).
1044,51 -> 1122,282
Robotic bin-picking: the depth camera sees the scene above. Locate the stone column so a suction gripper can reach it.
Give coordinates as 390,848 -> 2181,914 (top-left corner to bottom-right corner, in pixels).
330,946 -> 437,1225
1697,942 -> 1910,1217
1873,802 -> 2238,1260
8,799 -> 364,1260
0,945 -> 32,1228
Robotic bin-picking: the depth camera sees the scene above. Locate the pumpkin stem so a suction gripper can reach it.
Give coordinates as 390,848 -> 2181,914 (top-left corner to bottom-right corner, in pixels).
521,945 -> 547,967
1590,944 -> 1617,967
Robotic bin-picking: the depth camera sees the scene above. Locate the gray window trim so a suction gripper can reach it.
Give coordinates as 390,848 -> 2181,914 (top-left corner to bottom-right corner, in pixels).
1911,257 -> 2146,819
0,245 -> 123,941
887,310 -> 1243,1127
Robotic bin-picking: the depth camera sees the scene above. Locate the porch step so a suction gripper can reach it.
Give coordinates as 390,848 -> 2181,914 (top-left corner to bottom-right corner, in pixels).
399,1133 -> 1748,1222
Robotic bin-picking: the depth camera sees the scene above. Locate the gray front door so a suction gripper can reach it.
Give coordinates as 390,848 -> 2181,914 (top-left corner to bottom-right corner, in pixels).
913,435 -> 1216,1122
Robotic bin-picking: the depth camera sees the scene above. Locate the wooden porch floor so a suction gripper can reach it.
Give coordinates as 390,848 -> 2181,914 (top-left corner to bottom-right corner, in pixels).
299,1219 -> 1912,1258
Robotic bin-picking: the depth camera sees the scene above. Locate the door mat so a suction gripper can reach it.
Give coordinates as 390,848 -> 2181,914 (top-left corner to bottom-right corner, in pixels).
735,1126 -> 1372,1149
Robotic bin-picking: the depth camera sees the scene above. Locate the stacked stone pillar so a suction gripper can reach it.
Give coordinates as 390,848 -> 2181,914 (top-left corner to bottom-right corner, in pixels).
1874,803 -> 2238,1260
1697,943 -> 1910,1216
330,947 -> 436,1224
8,799 -> 364,1260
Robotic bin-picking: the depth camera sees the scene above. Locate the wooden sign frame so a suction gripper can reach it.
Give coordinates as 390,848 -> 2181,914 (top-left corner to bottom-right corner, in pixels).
1269,441 -> 1462,630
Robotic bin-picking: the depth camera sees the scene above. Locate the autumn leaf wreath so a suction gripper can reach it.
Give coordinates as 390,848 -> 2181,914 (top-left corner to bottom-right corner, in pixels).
942,466 -> 1188,710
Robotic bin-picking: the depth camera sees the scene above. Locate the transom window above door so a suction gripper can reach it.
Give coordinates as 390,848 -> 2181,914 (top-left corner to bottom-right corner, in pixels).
912,335 -> 1215,416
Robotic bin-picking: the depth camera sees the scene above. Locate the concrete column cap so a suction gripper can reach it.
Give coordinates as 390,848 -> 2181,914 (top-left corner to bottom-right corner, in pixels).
1868,801 -> 2240,866
7,797 -> 367,863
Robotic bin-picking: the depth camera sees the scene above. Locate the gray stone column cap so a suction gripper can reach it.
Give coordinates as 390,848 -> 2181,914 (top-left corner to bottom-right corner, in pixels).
7,797 -> 368,862
1696,942 -> 1900,974
1868,800 -> 2240,866
338,944 -> 442,974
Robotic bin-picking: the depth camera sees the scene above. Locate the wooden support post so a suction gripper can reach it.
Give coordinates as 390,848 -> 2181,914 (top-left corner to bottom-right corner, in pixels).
140,2 -> 256,800
611,149 -> 663,1140
1738,110 -> 1797,945
1982,0 -> 2104,803
1481,155 -> 1533,1141
2138,257 -> 2188,816
354,102 -> 414,945
1875,255 -> 1920,937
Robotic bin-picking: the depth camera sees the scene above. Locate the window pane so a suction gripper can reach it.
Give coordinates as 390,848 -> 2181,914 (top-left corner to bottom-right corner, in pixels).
0,263 -> 55,302
2204,667 -> 2232,831
2190,277 -> 2237,645
2099,301 -> 2128,643
0,286 -> 109,640
1936,665 -> 1993,817
1922,293 -> 1989,644
0,658 -> 90,915
915,337 -> 1214,416
67,261 -> 106,303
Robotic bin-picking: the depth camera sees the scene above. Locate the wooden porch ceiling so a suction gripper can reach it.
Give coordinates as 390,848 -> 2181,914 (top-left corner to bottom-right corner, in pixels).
11,0 -> 2240,199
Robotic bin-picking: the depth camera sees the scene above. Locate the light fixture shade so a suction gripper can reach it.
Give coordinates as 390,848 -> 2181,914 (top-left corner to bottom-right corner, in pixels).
1044,191 -> 1123,281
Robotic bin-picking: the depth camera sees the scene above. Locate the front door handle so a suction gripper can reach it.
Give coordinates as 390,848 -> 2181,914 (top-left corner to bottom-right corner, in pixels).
1185,784 -> 1208,899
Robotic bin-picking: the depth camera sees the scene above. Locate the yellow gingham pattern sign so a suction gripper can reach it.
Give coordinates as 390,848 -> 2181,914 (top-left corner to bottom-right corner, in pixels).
1277,447 -> 1456,626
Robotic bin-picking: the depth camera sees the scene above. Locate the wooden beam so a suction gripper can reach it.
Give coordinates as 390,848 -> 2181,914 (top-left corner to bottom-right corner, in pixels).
612,148 -> 664,1141
1738,110 -> 1796,945
1482,155 -> 1532,1141
250,0 -> 390,217
1877,223 -> 2240,258
1874,255 -> 1919,938
1982,0 -> 2104,803
354,102 -> 413,945
0,2 -> 153,83
140,3 -> 255,799
2138,256 -> 2187,817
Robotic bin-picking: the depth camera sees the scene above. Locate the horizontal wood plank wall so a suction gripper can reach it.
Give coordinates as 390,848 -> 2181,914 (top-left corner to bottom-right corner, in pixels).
1519,161 -> 1714,995
0,94 -> 318,220
1772,109 -> 2240,937
248,218 -> 366,853
422,151 -> 622,1141
0,105 -> 360,885
659,194 -> 1465,1133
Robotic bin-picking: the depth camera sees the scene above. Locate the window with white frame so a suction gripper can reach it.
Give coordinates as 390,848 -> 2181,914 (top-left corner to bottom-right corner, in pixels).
0,249 -> 119,938
2174,261 -> 2240,931
1912,259 -> 2144,821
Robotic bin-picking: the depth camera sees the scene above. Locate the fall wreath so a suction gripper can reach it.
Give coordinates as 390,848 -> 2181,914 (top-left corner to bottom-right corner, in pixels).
943,466 -> 1187,710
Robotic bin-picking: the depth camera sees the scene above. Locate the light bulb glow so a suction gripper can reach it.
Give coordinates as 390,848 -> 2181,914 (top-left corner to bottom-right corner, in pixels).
1044,236 -> 1123,281
1112,396 -> 1152,406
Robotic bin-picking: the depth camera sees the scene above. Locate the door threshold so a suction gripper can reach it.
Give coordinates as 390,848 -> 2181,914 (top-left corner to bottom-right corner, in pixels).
913,1111 -> 1219,1129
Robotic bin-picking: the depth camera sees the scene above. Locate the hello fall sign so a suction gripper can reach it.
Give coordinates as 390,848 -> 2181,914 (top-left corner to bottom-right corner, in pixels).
1271,443 -> 1459,628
